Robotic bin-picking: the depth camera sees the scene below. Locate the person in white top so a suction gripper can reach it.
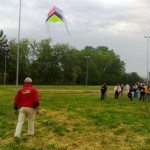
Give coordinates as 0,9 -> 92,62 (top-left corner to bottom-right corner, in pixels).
114,84 -> 121,99
126,84 -> 130,94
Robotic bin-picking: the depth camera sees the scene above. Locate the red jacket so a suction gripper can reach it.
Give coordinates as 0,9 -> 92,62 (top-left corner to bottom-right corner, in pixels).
14,84 -> 39,110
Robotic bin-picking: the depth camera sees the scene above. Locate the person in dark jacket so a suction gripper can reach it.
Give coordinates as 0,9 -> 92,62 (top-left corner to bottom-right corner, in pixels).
14,77 -> 39,138
100,83 -> 107,100
128,85 -> 133,100
139,84 -> 145,101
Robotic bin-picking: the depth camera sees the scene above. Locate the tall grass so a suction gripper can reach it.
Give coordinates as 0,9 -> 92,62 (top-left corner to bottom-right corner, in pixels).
0,85 -> 150,150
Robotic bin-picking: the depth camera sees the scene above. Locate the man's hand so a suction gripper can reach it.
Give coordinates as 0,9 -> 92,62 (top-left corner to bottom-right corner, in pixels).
14,110 -> 18,115
35,107 -> 39,114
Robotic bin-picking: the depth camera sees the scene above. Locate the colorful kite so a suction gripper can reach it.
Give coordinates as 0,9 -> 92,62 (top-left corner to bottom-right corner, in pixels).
46,6 -> 70,36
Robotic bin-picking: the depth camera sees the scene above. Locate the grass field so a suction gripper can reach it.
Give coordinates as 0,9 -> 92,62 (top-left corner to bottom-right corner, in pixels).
0,85 -> 150,150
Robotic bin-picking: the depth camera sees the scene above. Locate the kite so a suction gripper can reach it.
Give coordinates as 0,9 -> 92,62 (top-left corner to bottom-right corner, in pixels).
46,6 -> 70,37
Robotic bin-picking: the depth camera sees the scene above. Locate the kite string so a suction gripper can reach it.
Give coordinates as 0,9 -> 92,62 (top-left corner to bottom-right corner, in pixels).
45,23 -> 56,46
46,23 -> 51,40
63,18 -> 71,46
64,19 -> 70,38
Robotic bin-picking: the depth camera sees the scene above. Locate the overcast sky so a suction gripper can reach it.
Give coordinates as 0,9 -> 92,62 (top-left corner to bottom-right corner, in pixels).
1,0 -> 150,77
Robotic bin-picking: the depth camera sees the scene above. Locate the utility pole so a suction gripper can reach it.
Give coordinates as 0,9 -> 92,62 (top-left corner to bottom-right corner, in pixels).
144,36 -> 150,83
16,0 -> 22,92
85,56 -> 90,86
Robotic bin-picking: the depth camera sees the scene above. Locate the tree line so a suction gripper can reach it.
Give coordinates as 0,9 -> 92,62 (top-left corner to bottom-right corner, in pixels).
0,31 -> 143,85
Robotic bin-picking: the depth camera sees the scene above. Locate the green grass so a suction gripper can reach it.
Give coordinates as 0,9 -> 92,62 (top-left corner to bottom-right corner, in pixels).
0,85 -> 150,149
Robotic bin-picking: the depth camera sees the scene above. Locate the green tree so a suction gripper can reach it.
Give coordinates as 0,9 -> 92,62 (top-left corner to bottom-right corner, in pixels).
35,39 -> 53,84
7,39 -> 31,84
121,72 -> 143,85
2,38 -> 143,85
77,46 -> 126,85
61,44 -> 80,84
0,30 -> 9,84
7,39 -> 17,84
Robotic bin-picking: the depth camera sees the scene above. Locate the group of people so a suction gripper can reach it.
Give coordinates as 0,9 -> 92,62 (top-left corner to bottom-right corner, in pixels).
100,83 -> 124,100
100,82 -> 150,101
126,82 -> 150,101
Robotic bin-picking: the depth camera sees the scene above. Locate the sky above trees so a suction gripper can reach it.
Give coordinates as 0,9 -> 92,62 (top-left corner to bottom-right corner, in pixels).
1,0 -> 150,77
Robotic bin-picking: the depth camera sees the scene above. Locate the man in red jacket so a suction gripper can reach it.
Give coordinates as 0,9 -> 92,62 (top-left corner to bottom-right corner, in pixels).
14,77 -> 39,138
